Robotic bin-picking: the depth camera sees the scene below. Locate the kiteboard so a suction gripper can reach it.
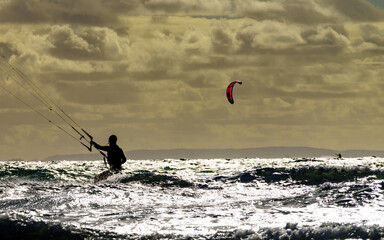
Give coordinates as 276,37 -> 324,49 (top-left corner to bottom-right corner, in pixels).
94,170 -> 114,183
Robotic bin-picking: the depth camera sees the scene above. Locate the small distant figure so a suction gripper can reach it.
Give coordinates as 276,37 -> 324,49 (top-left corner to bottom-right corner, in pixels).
91,135 -> 126,183
336,153 -> 342,159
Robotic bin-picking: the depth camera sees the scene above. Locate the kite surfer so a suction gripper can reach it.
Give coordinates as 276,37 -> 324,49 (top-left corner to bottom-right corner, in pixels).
92,135 -> 127,183
335,153 -> 342,160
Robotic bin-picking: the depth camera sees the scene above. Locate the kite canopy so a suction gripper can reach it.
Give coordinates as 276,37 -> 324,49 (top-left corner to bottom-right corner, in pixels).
226,81 -> 242,104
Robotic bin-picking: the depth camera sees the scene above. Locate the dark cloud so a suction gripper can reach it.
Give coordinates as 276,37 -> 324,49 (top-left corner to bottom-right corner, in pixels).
0,0 -> 114,24
151,15 -> 169,24
360,24 -> 384,47
0,0 -> 134,34
326,0 -> 384,22
143,0 -> 186,12
240,0 -> 384,24
0,42 -> 18,59
239,0 -> 339,24
0,0 -> 230,27
354,24 -> 384,55
1,0 -> 384,27
142,0 -> 233,15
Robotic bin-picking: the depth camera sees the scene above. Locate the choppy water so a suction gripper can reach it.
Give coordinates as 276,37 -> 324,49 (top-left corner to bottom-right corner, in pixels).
2,157 -> 384,239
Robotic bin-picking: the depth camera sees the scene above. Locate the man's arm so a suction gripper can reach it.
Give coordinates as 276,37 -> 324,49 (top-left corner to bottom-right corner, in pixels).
91,141 -> 109,151
120,148 -> 127,164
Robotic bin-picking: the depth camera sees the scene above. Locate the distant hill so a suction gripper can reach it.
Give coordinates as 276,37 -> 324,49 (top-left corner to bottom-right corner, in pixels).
40,146 -> 384,161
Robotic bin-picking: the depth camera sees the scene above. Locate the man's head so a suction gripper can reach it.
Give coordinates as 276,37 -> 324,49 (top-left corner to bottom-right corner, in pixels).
109,135 -> 118,145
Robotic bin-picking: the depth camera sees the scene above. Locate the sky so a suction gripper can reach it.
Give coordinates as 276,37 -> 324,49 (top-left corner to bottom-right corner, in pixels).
1,0 -> 384,160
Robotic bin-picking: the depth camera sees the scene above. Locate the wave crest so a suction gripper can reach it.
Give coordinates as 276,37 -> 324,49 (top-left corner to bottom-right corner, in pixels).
214,166 -> 384,185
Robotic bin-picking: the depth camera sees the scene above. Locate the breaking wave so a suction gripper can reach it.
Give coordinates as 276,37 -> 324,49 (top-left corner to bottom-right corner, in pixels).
119,172 -> 195,188
213,165 -> 384,185
0,166 -> 56,182
210,223 -> 384,240
0,216 -> 83,240
2,216 -> 384,240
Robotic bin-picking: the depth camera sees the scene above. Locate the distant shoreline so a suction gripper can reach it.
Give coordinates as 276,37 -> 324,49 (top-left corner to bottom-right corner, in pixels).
5,146 -> 381,161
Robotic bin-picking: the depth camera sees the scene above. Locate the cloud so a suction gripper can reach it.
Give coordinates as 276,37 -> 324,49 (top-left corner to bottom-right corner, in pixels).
360,24 -> 384,46
0,42 -> 17,58
185,72 -> 226,89
326,0 -> 384,22
233,19 -> 350,57
303,26 -> 349,46
3,1 -> 384,159
55,80 -> 143,105
355,24 -> 384,55
0,0 -> 122,25
0,0 -> 234,29
211,22 -> 235,54
1,0 -> 383,26
236,20 -> 305,53
140,0 -> 384,23
142,0 -> 233,15
238,0 -> 384,24
47,25 -> 131,60
181,27 -> 211,55
238,0 -> 340,24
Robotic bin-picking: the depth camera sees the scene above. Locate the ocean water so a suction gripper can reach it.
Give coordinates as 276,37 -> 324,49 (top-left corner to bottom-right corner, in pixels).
1,157 -> 384,239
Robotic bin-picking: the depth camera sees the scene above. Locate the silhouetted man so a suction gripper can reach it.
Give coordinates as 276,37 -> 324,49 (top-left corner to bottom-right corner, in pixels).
91,135 -> 126,173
